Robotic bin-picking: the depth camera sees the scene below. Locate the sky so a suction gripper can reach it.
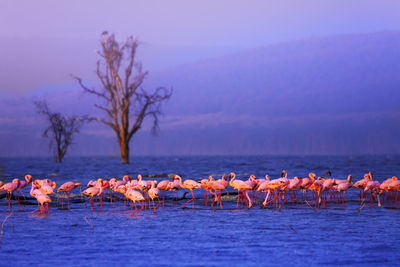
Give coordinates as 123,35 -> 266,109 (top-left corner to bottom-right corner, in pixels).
1,0 -> 400,46
0,1 -> 400,156
1,0 -> 400,95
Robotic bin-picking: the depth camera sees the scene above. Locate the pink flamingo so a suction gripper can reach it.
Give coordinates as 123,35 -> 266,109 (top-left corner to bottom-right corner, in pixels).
335,175 -> 353,204
168,176 -> 181,205
262,176 -> 288,207
208,177 -> 226,209
57,181 -> 81,209
83,179 -> 104,211
287,176 -> 302,203
200,177 -> 211,206
175,175 -> 201,209
33,179 -> 56,195
125,188 -> 145,216
364,180 -> 381,206
148,181 -> 160,212
254,174 -> 269,203
308,177 -> 324,207
229,173 -> 252,208
353,172 -> 372,201
300,173 -> 315,203
157,178 -> 171,208
16,174 -> 32,206
30,183 -> 51,215
0,179 -> 20,212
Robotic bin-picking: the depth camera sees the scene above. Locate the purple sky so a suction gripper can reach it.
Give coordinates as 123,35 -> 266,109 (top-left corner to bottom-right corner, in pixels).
1,1 -> 400,95
1,1 -> 400,156
2,0 -> 400,45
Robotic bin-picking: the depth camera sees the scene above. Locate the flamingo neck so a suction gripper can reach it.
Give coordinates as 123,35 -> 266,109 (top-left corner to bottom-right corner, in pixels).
229,174 -> 236,187
177,176 -> 184,188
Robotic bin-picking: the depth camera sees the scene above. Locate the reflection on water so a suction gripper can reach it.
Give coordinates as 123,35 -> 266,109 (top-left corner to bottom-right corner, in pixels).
0,155 -> 399,265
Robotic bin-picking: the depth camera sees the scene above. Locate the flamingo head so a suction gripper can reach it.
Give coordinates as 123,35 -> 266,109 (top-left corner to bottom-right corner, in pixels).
51,182 -> 57,189
368,171 -> 373,180
75,182 -> 81,187
265,174 -> 270,181
33,180 -> 40,188
228,173 -> 235,180
123,175 -> 131,182
392,176 -> 398,181
281,170 -> 287,178
110,178 -> 117,183
25,174 -> 33,184
137,175 -> 142,181
250,174 -> 256,181
347,175 -> 353,183
12,179 -> 20,185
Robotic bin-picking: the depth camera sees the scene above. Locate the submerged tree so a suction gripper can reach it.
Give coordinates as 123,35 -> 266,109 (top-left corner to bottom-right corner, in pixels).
35,100 -> 86,163
74,32 -> 172,164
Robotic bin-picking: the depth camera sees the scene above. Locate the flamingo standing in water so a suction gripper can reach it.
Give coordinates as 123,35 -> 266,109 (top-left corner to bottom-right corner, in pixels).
125,187 -> 145,216
262,175 -> 288,208
300,173 -> 315,204
229,173 -> 252,208
34,179 -> 56,196
0,179 -> 20,212
148,181 -> 160,212
200,177 -> 212,206
57,182 -> 81,209
335,175 -> 353,204
175,175 -> 201,209
16,174 -> 32,206
308,177 -> 323,207
353,173 -> 372,201
207,177 -> 226,209
83,179 -> 105,210
30,183 -> 51,215
168,176 -> 181,206
364,180 -> 381,206
157,178 -> 171,208
286,176 -> 302,204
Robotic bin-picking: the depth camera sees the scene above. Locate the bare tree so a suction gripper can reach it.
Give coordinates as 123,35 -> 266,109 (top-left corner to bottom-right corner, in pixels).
35,100 -> 86,163
73,32 -> 172,164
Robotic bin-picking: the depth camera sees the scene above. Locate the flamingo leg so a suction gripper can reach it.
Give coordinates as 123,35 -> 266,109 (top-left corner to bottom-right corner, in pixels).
67,192 -> 70,209
155,197 -> 161,211
130,201 -> 138,217
151,198 -> 156,212
218,190 -> 222,209
183,190 -> 195,209
236,190 -> 241,208
263,190 -> 271,207
7,193 -> 11,213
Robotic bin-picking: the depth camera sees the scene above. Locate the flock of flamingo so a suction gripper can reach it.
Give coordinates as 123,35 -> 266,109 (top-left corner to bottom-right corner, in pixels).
0,170 -> 399,216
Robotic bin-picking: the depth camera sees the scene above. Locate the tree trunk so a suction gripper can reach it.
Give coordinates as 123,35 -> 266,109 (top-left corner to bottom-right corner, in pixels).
120,141 -> 130,164
56,146 -> 62,163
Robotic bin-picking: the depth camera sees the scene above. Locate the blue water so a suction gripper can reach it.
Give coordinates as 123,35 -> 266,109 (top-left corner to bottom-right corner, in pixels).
0,155 -> 399,266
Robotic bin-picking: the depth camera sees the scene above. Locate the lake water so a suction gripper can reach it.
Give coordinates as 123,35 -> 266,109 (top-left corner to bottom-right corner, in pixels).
0,155 -> 399,266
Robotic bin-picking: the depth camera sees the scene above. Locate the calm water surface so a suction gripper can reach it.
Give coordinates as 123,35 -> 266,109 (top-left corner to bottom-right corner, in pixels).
0,155 -> 399,266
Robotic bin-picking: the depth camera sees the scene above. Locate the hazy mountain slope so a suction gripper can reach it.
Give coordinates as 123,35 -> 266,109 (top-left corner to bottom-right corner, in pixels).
1,31 -> 400,156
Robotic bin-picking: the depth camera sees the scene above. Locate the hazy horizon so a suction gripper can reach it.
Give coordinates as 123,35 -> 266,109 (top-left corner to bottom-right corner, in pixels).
1,1 -> 400,157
